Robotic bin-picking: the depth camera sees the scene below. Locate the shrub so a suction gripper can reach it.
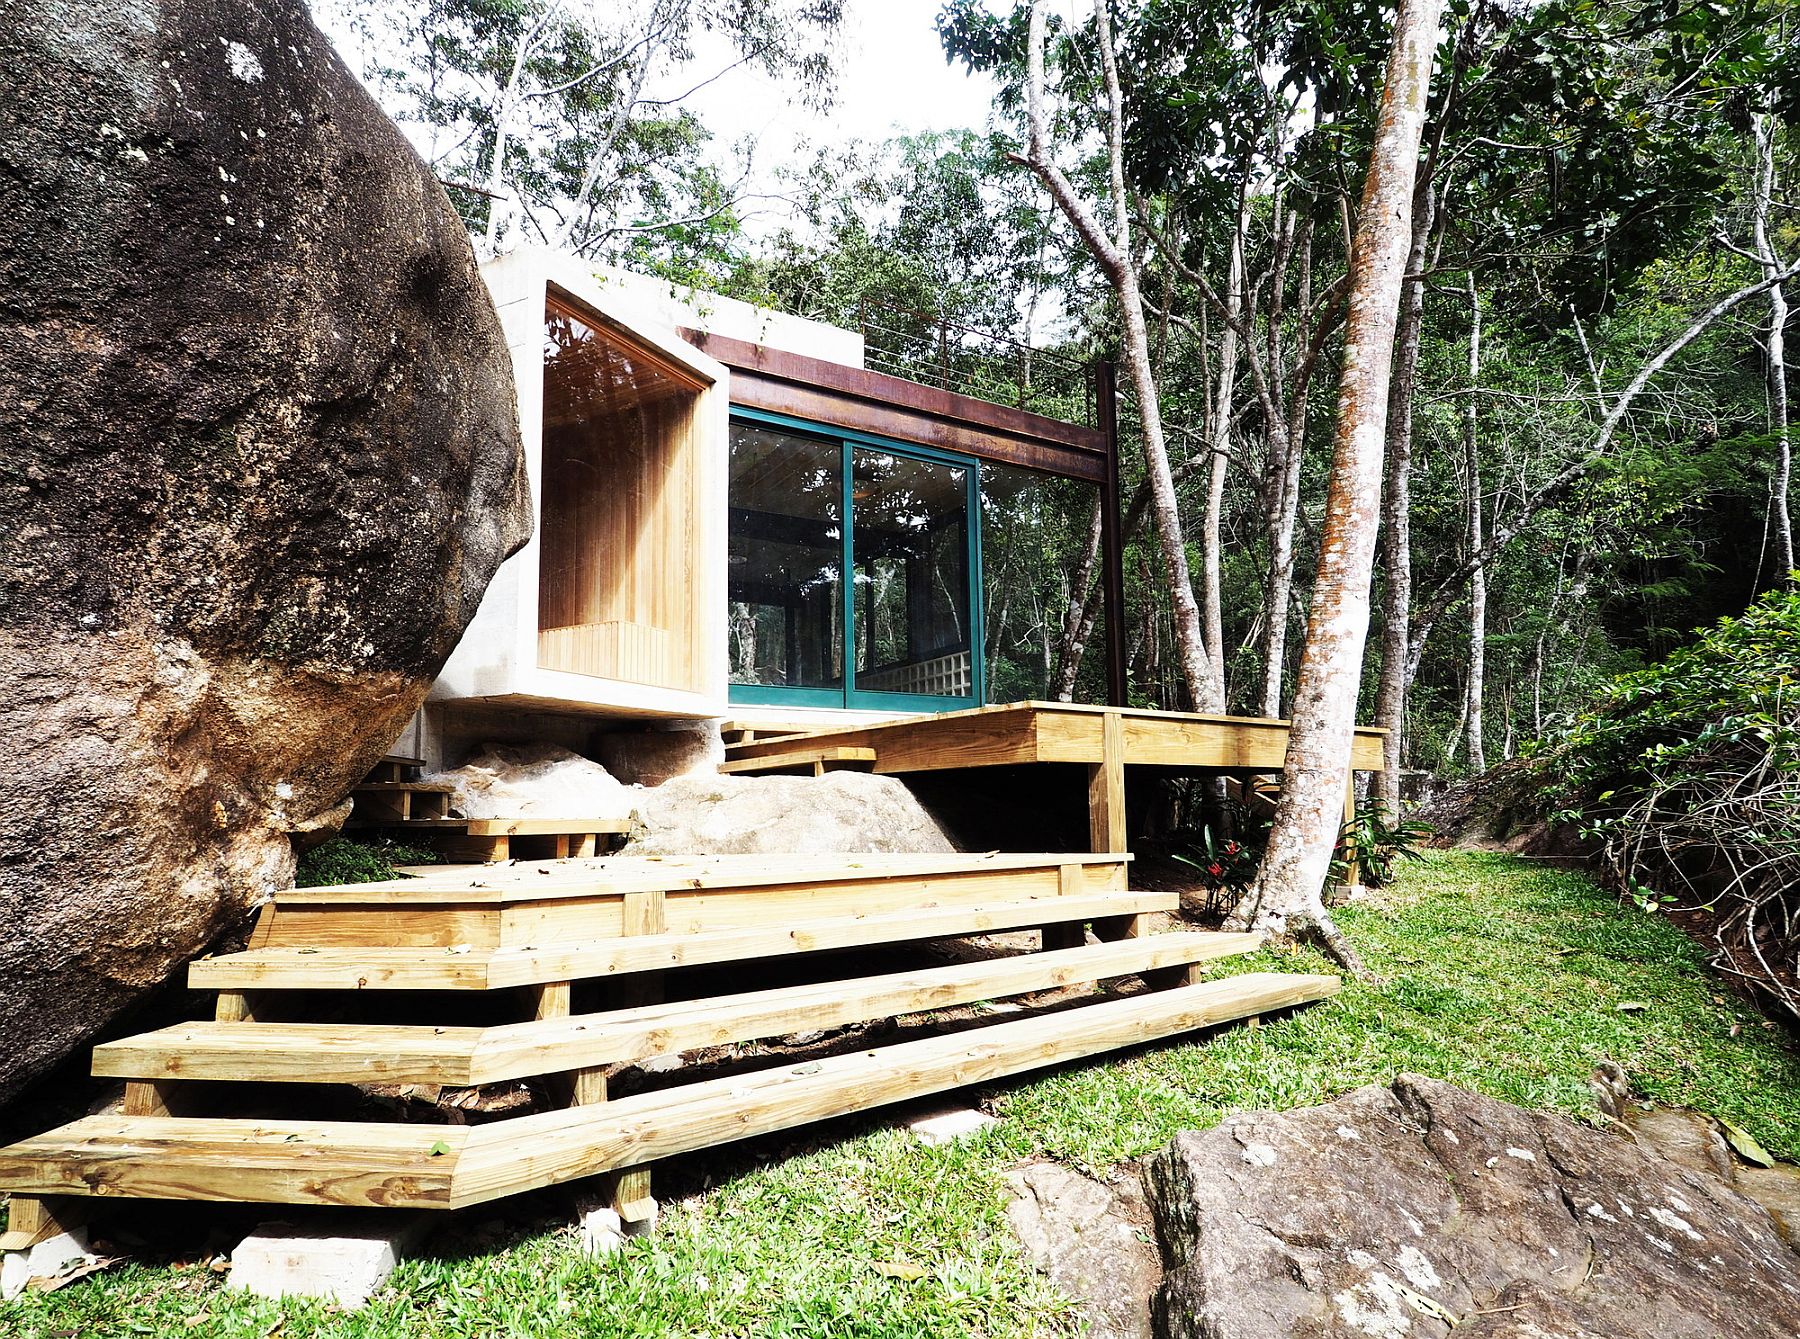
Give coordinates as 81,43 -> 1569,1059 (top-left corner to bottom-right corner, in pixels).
1540,584 -> 1800,1020
295,836 -> 441,888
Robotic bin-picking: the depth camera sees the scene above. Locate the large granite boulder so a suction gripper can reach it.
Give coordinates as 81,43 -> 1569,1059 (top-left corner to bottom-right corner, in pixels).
0,0 -> 531,1100
1145,1074 -> 1800,1338
625,772 -> 956,855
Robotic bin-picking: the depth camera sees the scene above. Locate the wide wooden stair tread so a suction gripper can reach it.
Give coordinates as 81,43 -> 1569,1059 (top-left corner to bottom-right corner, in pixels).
0,849 -> 1341,1217
189,889 -> 1177,990
104,931 -> 1264,1086
1,974 -> 1337,1210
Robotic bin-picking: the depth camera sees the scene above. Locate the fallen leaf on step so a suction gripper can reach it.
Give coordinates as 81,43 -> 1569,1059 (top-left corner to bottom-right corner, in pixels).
428,1140 -> 452,1157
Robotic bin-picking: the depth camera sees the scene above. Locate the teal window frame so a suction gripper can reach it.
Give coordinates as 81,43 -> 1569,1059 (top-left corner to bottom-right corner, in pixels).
727,406 -> 985,713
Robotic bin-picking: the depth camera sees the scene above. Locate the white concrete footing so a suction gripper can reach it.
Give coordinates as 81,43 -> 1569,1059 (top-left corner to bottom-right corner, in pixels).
228,1216 -> 427,1307
579,1206 -> 625,1256
1,1228 -> 94,1301
908,1106 -> 1000,1145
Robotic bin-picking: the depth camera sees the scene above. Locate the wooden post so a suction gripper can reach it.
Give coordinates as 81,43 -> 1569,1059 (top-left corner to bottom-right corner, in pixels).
610,888 -> 666,1228
1341,772 -> 1362,890
575,832 -> 599,858
615,890 -> 667,1008
1087,710 -> 1128,853
532,981 -> 573,1021
1097,360 -> 1129,708
0,1196 -> 88,1252
1040,861 -> 1087,951
215,991 -> 256,1023
122,1079 -> 175,1117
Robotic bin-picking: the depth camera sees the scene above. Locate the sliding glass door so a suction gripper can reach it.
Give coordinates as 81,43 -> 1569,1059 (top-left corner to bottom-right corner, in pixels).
729,413 -> 980,710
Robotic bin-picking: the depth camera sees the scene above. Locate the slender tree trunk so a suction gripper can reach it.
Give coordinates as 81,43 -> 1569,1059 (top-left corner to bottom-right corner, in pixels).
1052,492 -> 1105,699
1016,1 -> 1221,711
1374,183 -> 1436,815
1753,111 -> 1794,579
1258,217 -> 1315,717
1462,272 -> 1487,774
1231,0 -> 1442,964
1205,196 -> 1251,698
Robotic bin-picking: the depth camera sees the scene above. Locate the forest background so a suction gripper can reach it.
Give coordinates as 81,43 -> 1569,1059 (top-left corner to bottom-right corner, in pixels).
319,0 -> 1800,817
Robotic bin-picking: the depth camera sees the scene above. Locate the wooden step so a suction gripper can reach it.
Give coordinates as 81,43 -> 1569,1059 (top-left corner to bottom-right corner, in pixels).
350,781 -> 455,824
718,746 -> 877,775
102,932 -> 1263,1087
245,853 -> 1132,951
189,889 -> 1178,991
2,973 -> 1338,1210
350,817 -> 631,836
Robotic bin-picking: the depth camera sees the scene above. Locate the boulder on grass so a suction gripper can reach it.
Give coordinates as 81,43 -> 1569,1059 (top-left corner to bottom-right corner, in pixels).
625,772 -> 956,855
1145,1074 -> 1800,1339
0,0 -> 531,1101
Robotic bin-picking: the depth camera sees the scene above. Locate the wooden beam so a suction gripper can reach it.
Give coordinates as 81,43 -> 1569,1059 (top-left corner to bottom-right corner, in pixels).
1341,772 -> 1362,890
718,746 -> 878,775
681,330 -> 1107,456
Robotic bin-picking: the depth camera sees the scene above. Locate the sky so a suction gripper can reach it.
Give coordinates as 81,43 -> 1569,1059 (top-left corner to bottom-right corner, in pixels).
682,2 -> 1005,153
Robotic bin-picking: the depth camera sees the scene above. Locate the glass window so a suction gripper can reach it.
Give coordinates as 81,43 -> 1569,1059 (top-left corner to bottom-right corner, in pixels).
851,449 -> 972,699
727,423 -> 844,692
980,463 -> 1109,704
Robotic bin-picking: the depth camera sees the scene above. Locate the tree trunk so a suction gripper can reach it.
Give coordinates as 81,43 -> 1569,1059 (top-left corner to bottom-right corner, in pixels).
1017,0 -> 1223,712
1230,0 -> 1442,965
1753,110 -> 1794,579
1462,272 -> 1487,774
1258,215 -> 1315,718
1051,490 -> 1105,699
1373,183 -> 1435,816
1205,196 -> 1251,699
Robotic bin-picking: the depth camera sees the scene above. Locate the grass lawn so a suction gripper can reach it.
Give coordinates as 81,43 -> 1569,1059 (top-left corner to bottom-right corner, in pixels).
7,850 -> 1799,1337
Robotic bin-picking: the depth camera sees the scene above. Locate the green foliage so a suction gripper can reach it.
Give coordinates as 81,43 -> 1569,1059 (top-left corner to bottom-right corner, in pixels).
1545,583 -> 1800,792
1334,808 -> 1433,889
1173,804 -> 1268,913
295,837 -> 441,889
13,854 -> 1799,1337
1539,586 -> 1800,1017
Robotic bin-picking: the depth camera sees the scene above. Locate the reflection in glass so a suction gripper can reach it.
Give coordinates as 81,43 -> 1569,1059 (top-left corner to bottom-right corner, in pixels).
727,423 -> 844,691
980,463 -> 1108,704
852,450 -> 972,698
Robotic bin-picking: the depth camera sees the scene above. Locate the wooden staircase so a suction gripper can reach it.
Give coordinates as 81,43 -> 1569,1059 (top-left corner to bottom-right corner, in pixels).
346,753 -> 629,861
0,852 -> 1338,1232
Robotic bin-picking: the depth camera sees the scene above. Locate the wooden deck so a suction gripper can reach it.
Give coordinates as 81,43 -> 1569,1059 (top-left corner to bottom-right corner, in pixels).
723,701 -> 1387,854
0,852 -> 1338,1228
